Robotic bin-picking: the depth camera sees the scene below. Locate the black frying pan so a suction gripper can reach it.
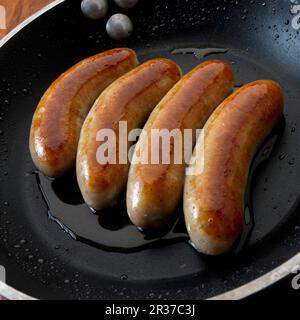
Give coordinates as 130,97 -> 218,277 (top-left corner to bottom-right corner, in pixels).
0,0 -> 300,300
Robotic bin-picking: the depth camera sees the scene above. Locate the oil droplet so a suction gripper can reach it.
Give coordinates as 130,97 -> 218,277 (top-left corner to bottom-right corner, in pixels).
263,147 -> 271,156
171,47 -> 228,60
22,88 -> 29,95
288,158 -> 295,165
121,274 -> 128,280
279,153 -> 287,160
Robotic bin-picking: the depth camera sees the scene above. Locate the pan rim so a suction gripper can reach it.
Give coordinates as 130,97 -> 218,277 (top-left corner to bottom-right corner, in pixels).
0,0 -> 298,301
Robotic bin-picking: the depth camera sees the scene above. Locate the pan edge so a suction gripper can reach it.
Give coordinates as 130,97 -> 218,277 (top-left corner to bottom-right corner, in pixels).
0,0 -> 298,301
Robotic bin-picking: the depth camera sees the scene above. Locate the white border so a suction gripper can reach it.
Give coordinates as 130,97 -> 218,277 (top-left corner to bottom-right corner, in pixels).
0,0 -> 299,301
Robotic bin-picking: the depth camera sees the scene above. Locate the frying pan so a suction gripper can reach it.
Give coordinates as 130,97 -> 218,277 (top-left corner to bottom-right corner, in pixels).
0,0 -> 300,300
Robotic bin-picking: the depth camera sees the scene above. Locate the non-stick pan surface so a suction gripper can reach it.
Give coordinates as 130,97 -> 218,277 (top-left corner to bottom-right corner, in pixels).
0,0 -> 300,300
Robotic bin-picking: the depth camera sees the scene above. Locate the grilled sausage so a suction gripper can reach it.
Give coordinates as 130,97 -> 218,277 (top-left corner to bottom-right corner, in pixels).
184,80 -> 284,255
126,60 -> 234,231
77,58 -> 181,210
30,48 -> 138,177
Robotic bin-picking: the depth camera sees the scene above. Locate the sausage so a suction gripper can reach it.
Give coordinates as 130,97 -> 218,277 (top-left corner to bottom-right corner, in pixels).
184,80 -> 284,255
29,48 -> 138,177
126,60 -> 234,231
76,58 -> 181,210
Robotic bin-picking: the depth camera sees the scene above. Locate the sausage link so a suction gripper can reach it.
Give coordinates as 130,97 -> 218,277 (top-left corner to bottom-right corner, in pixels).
127,60 -> 234,231
30,48 -> 138,177
184,80 -> 284,255
77,58 -> 181,210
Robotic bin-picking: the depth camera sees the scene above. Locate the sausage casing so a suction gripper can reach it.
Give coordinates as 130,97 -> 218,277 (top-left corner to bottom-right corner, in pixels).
30,48 -> 138,177
77,58 -> 181,210
184,80 -> 284,255
127,60 -> 234,231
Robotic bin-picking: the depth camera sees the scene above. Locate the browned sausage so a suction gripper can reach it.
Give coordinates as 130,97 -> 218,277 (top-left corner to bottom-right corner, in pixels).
184,80 -> 284,255
77,59 -> 181,210
127,60 -> 234,231
30,48 -> 138,177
